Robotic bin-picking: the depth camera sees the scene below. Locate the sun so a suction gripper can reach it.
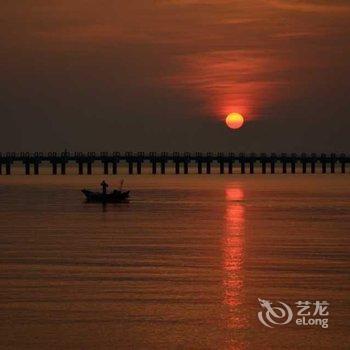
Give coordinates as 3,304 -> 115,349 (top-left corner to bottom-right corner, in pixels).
225,113 -> 244,130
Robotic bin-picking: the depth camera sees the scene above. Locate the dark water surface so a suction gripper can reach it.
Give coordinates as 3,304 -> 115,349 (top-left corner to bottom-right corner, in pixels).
0,175 -> 349,349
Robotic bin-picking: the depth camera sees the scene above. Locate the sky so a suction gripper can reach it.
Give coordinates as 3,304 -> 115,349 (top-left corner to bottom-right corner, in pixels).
0,0 -> 349,152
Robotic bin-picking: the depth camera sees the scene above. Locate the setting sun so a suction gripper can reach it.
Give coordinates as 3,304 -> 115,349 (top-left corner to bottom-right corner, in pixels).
225,113 -> 244,130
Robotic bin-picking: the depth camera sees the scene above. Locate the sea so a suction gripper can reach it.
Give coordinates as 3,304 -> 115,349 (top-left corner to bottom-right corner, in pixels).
0,168 -> 349,349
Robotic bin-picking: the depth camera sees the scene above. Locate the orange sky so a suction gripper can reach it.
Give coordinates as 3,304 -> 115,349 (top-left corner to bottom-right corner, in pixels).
0,0 -> 349,150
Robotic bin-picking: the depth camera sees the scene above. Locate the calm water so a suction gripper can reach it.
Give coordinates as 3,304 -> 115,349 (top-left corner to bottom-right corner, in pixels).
0,174 -> 349,349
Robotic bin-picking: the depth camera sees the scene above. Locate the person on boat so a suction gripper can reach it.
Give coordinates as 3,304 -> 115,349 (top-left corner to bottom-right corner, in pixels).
100,180 -> 108,195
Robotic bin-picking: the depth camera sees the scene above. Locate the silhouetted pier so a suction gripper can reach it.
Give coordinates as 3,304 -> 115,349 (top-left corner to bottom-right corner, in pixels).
0,152 -> 348,175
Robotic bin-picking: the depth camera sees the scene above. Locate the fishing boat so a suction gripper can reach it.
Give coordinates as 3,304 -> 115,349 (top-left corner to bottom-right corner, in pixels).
82,180 -> 129,203
81,189 -> 130,203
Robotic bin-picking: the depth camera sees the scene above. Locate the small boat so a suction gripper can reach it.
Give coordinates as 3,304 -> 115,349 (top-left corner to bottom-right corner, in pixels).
81,189 -> 130,203
82,180 -> 129,203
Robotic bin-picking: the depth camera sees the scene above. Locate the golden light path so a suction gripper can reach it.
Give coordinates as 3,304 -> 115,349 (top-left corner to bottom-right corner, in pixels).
225,113 -> 245,130
223,187 -> 247,333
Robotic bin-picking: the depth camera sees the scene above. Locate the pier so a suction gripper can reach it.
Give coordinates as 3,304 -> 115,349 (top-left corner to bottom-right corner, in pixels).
0,152 -> 348,175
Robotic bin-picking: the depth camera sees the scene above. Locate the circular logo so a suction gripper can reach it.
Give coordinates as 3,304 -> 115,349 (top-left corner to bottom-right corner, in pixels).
258,298 -> 293,328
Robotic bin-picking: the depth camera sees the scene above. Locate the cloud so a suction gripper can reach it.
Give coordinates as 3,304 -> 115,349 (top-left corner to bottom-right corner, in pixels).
0,0 -> 349,150
265,0 -> 350,13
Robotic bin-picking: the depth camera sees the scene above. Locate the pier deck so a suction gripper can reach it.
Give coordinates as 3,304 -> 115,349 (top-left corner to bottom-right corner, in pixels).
0,152 -> 349,175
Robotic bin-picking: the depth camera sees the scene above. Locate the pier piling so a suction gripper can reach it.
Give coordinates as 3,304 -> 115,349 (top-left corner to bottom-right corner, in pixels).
330,154 -> 336,174
34,162 -> 39,175
321,154 -> 327,174
261,154 -> 267,174
184,162 -> 189,174
87,162 -> 92,175
228,161 -> 233,174
52,162 -> 57,175
6,162 -> 11,175
103,162 -> 109,175
291,154 -> 297,174
195,153 -> 203,174
250,161 -> 254,174
249,154 -> 255,174
0,152 -> 348,176
136,152 -> 144,175
270,154 -> 276,174
112,163 -> 118,175
161,162 -> 166,174
206,162 -> 211,174
282,154 -> 287,174
61,162 -> 66,175
271,162 -> 275,174
291,162 -> 296,174
128,162 -> 133,175
282,162 -> 287,174
137,162 -> 142,175
311,162 -> 316,174
151,162 -> 157,174
311,153 -> 316,174
301,154 -> 307,174
25,162 -> 30,175
239,154 -> 246,174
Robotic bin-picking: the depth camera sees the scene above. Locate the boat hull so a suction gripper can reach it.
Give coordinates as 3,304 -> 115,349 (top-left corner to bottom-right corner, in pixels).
81,189 -> 130,203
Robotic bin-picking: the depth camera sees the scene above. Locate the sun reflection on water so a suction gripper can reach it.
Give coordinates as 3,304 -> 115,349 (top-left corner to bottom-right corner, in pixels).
223,186 -> 247,331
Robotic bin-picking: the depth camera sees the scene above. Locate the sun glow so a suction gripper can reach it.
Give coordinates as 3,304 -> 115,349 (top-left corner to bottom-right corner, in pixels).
226,113 -> 244,130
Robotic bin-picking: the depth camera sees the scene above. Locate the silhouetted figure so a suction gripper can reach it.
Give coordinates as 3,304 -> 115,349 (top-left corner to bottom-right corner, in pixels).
100,180 -> 108,195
